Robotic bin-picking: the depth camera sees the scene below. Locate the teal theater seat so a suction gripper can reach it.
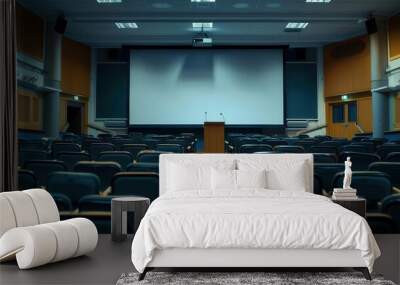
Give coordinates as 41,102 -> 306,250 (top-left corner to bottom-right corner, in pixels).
47,171 -> 101,210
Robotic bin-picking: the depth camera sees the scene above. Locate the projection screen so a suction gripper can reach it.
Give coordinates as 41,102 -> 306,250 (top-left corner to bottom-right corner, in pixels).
129,48 -> 284,125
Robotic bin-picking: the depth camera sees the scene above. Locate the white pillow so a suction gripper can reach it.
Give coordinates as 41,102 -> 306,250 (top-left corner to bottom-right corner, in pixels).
237,158 -> 308,192
236,169 -> 267,189
211,168 -> 237,190
167,160 -> 236,191
211,169 -> 268,190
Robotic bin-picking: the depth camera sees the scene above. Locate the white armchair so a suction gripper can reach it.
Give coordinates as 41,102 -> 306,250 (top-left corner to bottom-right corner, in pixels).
0,189 -> 98,269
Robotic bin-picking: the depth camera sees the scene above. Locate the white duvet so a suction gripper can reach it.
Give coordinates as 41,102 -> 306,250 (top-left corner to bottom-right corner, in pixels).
131,190 -> 380,273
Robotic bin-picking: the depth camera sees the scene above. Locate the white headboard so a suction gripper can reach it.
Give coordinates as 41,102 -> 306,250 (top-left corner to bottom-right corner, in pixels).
159,153 -> 314,195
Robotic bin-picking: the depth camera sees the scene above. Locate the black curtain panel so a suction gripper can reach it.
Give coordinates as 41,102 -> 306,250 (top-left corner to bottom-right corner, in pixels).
0,0 -> 18,192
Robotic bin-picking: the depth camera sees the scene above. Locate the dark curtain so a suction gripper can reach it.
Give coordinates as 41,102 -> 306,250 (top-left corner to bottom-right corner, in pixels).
0,0 -> 18,192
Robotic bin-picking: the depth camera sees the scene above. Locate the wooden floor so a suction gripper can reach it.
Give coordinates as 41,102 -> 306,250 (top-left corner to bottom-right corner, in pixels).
1,234 -> 399,285
0,235 -> 134,285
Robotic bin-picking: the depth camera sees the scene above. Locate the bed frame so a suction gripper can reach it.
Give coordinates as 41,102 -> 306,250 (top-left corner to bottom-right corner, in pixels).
137,154 -> 372,281
139,248 -> 371,280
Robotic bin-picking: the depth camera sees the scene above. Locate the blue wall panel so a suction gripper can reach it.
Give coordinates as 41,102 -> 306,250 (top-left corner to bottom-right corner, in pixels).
96,63 -> 129,119
285,63 -> 318,119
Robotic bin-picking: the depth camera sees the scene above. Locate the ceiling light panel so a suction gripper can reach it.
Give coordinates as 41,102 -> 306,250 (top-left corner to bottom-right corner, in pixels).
97,0 -> 122,3
191,0 -> 216,3
115,22 -> 138,29
305,0 -> 332,3
192,22 -> 213,29
285,22 -> 309,29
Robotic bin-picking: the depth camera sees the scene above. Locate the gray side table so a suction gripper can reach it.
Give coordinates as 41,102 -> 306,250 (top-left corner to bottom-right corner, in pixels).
111,196 -> 150,242
332,197 -> 366,218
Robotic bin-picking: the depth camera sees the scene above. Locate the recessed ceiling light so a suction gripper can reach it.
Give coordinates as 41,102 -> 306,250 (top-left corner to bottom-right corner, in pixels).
191,0 -> 216,3
305,0 -> 332,2
152,2 -> 172,9
192,22 -> 213,29
115,22 -> 138,29
233,3 -> 249,8
285,22 -> 309,29
97,0 -> 122,3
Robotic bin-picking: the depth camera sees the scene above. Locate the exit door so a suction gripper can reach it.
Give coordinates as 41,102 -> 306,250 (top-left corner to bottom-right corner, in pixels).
327,101 -> 358,139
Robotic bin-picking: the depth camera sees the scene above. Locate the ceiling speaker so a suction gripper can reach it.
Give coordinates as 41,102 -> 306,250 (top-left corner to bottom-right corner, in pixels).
54,14 -> 67,34
365,17 -> 377,35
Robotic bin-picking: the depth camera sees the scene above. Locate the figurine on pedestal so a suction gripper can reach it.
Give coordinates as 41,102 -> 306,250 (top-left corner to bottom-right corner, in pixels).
343,157 -> 353,190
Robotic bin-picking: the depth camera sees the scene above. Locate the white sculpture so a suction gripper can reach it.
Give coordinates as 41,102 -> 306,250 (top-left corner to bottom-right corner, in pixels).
343,157 -> 353,190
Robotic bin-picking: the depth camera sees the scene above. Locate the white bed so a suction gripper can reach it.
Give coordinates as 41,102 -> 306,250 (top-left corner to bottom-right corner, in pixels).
131,154 -> 380,280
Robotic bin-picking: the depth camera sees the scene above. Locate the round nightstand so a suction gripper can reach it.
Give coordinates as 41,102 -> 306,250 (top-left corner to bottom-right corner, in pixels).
111,196 -> 150,242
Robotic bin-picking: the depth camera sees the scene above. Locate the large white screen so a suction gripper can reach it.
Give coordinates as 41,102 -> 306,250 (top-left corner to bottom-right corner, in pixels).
129,49 -> 284,125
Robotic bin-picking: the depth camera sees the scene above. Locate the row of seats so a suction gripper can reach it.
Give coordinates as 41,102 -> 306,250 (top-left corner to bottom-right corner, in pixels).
18,167 -> 400,234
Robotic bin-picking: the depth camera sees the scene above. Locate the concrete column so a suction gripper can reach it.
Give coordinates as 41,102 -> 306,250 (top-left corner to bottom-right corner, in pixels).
370,18 -> 389,138
43,22 -> 62,138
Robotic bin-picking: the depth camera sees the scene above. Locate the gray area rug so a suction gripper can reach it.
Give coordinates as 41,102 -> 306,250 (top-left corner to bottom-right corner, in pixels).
116,272 -> 396,285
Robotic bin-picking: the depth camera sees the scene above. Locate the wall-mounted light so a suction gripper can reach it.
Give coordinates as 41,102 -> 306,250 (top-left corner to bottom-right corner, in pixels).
341,95 -> 349,101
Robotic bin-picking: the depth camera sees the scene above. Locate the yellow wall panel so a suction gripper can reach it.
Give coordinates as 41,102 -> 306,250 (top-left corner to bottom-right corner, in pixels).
389,14 -> 400,61
324,35 -> 371,98
61,37 -> 91,97
16,4 -> 44,61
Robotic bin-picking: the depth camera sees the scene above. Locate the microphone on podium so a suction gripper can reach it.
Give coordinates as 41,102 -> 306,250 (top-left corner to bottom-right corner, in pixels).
204,111 -> 208,122
219,112 -> 225,122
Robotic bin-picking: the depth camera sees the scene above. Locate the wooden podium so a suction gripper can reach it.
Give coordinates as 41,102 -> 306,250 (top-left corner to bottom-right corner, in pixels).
203,122 -> 225,153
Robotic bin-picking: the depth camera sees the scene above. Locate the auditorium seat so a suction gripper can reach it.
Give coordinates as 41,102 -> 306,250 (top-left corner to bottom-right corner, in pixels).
156,143 -> 184,153
320,140 -> 347,148
313,153 -> 337,163
366,213 -> 398,234
121,144 -> 149,159
352,141 -> 376,153
274,145 -> 304,153
89,143 -> 115,160
110,138 -> 135,150
310,145 -> 338,155
362,137 -> 388,147
314,163 -> 344,193
332,171 -> 392,211
260,139 -> 288,147
313,174 -> 323,195
315,135 -> 332,142
295,140 -> 316,152
368,162 -> 400,189
24,160 -> 67,187
52,142 -> 81,156
339,152 -> 380,171
19,150 -> 48,166
143,138 -> 160,149
55,151 -> 91,171
377,144 -> 400,160
18,169 -> 37,190
111,172 -> 159,201
352,136 -> 369,143
97,151 -> 134,171
19,140 -> 48,151
342,144 -> 371,153
127,162 -> 159,173
137,150 -> 168,163
97,133 -> 113,141
385,152 -> 400,162
239,144 -> 273,153
81,137 -> 100,151
62,133 -> 80,143
380,194 -> 400,233
47,171 -> 101,211
74,161 -> 121,192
